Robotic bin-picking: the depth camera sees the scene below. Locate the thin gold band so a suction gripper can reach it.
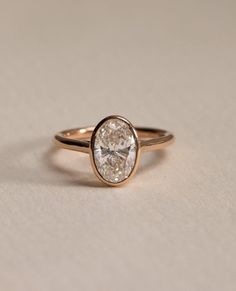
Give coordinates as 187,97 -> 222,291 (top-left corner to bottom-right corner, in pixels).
54,126 -> 174,153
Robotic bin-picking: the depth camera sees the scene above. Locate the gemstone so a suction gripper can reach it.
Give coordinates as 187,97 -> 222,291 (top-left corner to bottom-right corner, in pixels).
92,117 -> 138,183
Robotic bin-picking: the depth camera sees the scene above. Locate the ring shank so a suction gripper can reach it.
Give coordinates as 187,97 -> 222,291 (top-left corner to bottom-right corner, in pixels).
54,126 -> 174,153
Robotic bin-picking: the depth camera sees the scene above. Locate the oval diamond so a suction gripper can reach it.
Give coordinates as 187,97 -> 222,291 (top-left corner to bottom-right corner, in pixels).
91,117 -> 138,184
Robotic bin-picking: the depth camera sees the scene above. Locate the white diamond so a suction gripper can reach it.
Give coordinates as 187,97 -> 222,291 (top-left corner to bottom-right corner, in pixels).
93,118 -> 137,183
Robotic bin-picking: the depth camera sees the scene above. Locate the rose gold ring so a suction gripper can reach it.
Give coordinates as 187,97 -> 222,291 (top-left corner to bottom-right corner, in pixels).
54,115 -> 174,186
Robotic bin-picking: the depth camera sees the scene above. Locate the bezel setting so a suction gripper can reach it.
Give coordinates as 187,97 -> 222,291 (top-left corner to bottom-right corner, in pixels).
90,115 -> 140,186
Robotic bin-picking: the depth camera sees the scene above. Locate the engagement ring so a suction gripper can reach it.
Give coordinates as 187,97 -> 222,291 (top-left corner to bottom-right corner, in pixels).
54,115 -> 174,186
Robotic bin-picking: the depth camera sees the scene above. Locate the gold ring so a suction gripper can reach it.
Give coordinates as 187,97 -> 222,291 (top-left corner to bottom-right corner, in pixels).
54,115 -> 174,186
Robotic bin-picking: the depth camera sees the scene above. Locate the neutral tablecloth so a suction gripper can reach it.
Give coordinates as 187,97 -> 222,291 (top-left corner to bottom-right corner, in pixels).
0,1 -> 235,290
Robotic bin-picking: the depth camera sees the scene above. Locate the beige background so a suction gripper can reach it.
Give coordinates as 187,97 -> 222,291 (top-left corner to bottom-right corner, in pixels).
0,1 -> 236,290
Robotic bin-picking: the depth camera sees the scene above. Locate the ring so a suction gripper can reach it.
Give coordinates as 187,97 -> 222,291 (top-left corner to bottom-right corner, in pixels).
54,115 -> 174,186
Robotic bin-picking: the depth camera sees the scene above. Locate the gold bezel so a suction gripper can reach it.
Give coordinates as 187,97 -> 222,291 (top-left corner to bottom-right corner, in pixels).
89,115 -> 141,187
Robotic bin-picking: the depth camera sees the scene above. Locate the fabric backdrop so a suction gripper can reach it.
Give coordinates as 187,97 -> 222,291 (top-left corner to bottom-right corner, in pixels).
0,1 -> 235,290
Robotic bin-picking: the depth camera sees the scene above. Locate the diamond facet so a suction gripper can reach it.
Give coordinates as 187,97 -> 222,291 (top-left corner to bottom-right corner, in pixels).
92,117 -> 138,184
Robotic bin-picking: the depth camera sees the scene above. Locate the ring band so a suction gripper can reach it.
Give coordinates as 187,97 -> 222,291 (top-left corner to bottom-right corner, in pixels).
54,115 -> 174,186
